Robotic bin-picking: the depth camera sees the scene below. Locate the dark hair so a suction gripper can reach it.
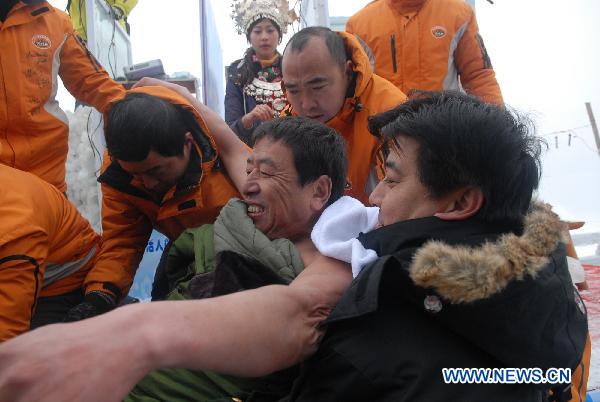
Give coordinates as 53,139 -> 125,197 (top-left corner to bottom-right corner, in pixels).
106,93 -> 193,161
368,91 -> 545,225
283,26 -> 348,71
235,18 -> 282,88
253,117 -> 348,206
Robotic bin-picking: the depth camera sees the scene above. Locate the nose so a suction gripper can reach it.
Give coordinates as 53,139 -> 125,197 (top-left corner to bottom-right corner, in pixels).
242,171 -> 260,199
299,93 -> 318,113
260,31 -> 270,41
368,181 -> 385,207
140,174 -> 159,191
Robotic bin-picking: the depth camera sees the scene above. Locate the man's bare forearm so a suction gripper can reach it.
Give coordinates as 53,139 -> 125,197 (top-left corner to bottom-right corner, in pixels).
0,257 -> 351,402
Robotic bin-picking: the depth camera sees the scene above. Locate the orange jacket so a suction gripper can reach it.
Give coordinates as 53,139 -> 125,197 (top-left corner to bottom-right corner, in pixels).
284,32 -> 407,205
0,1 -> 125,192
346,0 -> 503,104
87,86 -> 240,298
0,163 -> 100,341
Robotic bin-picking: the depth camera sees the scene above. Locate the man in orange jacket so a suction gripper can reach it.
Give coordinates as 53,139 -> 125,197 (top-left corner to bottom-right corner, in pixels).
63,86 -> 244,320
346,0 -> 503,104
0,161 -> 100,342
0,0 -> 125,192
282,27 -> 407,205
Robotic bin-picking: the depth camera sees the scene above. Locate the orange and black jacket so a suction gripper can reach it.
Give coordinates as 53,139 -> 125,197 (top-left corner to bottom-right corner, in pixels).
88,86 -> 240,299
283,32 -> 407,205
0,0 -> 125,192
0,163 -> 100,341
346,0 -> 503,104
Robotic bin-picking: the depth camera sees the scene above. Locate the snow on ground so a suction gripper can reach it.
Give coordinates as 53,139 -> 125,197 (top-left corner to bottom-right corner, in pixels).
65,107 -> 103,233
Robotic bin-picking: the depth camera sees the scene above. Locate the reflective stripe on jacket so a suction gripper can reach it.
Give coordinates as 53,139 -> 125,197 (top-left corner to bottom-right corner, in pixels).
0,164 -> 99,341
0,1 -> 125,191
346,0 -> 503,104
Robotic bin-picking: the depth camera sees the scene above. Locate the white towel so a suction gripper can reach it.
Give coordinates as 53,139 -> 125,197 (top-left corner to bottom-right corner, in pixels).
311,196 -> 380,278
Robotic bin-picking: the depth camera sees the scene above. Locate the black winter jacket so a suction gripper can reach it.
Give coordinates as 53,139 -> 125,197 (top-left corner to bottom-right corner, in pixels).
288,203 -> 588,402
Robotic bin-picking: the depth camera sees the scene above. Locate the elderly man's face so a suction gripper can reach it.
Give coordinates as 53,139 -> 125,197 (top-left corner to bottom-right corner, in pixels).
282,37 -> 352,123
369,136 -> 450,227
242,137 -> 319,240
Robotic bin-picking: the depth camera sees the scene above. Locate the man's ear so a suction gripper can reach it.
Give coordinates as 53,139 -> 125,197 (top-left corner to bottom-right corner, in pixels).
434,187 -> 484,221
310,175 -> 333,211
344,60 -> 354,82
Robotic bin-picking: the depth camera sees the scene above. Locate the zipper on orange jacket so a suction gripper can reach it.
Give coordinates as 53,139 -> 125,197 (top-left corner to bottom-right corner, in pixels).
391,33 -> 398,73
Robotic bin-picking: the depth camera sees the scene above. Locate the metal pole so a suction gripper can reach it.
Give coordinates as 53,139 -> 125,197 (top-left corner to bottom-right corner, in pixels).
585,102 -> 600,156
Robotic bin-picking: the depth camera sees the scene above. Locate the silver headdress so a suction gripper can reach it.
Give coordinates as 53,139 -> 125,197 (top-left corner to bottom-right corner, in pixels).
231,0 -> 293,36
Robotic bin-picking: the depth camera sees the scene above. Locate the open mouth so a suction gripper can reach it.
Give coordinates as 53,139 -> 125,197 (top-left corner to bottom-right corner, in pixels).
246,204 -> 266,218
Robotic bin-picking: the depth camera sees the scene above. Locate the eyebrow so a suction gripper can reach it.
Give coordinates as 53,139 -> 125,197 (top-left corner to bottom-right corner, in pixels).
306,77 -> 327,86
247,156 -> 277,168
384,160 -> 402,175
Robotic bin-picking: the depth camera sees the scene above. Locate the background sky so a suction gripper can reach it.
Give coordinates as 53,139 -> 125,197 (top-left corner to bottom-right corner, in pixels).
48,0 -> 600,237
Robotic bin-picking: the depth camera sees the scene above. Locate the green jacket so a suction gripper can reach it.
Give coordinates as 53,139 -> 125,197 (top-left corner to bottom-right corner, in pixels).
126,199 -> 304,402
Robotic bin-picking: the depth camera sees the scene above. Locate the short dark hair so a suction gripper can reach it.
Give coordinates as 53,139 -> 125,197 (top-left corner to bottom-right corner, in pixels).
253,117 -> 348,206
368,91 -> 544,225
106,93 -> 195,161
283,26 -> 348,71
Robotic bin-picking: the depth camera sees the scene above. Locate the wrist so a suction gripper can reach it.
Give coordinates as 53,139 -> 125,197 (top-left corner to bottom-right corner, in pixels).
119,305 -> 163,376
241,113 -> 254,129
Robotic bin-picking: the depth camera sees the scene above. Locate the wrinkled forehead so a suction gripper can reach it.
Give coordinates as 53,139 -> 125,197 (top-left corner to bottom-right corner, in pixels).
250,137 -> 297,171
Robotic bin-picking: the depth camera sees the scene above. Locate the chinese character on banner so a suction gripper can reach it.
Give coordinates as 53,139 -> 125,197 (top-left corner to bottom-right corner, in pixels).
146,240 -> 154,253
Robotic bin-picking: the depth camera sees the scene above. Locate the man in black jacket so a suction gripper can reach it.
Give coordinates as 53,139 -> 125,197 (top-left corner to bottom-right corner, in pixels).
288,91 -> 588,402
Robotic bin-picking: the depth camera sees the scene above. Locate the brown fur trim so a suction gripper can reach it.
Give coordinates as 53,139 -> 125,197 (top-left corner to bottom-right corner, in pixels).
409,202 -> 568,303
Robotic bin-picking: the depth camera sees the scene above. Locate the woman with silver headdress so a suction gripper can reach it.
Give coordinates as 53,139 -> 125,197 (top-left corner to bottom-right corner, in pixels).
225,0 -> 293,145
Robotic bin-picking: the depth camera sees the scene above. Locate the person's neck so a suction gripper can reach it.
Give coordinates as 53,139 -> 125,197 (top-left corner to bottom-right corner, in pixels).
293,236 -> 319,267
386,0 -> 426,14
257,53 -> 279,69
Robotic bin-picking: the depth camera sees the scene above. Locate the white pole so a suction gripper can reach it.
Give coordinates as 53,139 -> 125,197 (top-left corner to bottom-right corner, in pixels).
300,0 -> 330,28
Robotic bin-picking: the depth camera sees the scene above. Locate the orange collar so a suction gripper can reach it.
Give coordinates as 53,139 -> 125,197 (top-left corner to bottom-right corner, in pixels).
386,0 -> 427,14
258,53 -> 279,69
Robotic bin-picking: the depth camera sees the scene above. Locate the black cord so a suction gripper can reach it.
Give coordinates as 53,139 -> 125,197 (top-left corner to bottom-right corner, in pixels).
84,108 -> 103,175
107,8 -> 118,78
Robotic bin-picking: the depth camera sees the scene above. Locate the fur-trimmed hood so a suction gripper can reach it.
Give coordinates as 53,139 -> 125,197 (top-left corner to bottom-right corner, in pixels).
410,202 -> 568,303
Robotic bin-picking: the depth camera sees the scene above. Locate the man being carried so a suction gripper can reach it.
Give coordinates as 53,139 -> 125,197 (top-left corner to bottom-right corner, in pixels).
126,117 -> 349,401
